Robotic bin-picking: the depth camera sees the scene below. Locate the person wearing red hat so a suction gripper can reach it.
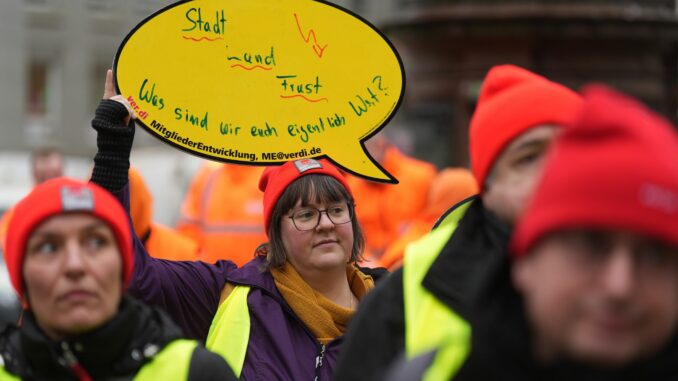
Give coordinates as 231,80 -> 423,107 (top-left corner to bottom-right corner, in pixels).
334,64 -> 584,381
84,70 -> 386,380
386,86 -> 678,380
0,177 -> 235,380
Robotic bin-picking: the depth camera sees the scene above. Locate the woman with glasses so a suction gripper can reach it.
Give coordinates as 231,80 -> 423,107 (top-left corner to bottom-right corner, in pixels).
87,70 -> 385,380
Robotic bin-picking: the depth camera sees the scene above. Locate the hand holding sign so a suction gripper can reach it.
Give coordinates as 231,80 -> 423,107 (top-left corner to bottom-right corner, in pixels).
114,0 -> 404,182
104,69 -> 138,124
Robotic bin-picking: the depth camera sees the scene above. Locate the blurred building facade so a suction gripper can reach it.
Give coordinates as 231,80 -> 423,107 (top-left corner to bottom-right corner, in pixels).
379,0 -> 678,166
2,0 -> 678,167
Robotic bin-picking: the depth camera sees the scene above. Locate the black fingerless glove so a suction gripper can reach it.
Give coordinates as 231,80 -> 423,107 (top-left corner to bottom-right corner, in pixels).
90,99 -> 135,192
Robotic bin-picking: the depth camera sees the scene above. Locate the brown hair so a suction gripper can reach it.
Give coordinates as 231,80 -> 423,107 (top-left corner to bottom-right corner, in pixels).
257,174 -> 364,269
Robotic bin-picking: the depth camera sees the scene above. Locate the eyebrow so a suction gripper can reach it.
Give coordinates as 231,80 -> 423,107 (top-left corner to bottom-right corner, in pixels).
29,221 -> 110,238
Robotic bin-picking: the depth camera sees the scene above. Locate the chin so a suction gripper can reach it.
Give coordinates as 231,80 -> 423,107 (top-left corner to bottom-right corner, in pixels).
570,342 -> 641,368
61,313 -> 111,333
312,252 -> 349,268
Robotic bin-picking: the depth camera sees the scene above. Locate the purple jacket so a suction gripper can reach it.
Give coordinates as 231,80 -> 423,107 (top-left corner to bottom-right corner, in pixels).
115,185 -> 342,380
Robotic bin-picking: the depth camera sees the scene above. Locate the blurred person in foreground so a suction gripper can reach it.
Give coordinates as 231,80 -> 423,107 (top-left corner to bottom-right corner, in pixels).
0,178 -> 235,380
128,167 -> 199,261
387,85 -> 678,380
333,64 -> 583,381
378,168 -> 478,271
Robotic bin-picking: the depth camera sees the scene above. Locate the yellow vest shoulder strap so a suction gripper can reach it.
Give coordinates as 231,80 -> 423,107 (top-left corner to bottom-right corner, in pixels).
432,195 -> 476,230
133,339 -> 197,381
422,335 -> 471,381
0,367 -> 20,381
206,285 -> 251,378
402,198 -> 473,361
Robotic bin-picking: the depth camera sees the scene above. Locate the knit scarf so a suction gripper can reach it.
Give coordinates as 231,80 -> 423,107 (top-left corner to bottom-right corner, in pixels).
271,262 -> 375,344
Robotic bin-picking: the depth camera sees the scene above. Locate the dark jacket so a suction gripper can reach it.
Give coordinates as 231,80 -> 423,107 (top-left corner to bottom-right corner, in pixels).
89,99 -> 388,380
332,198 -> 510,381
0,297 -> 235,380
387,255 -> 678,380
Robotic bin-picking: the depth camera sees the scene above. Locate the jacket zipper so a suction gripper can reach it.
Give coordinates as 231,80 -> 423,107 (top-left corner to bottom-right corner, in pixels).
60,342 -> 93,381
314,344 -> 326,381
234,281 -> 336,380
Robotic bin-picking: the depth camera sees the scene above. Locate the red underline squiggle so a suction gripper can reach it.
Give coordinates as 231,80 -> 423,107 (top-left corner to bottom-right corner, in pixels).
280,94 -> 329,103
230,64 -> 272,71
182,36 -> 223,42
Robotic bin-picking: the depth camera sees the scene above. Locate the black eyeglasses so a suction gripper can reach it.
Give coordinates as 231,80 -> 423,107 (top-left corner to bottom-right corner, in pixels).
287,203 -> 353,231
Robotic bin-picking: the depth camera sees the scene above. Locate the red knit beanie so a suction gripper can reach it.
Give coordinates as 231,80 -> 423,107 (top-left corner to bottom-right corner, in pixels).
470,64 -> 583,192
512,85 -> 678,257
259,159 -> 352,235
5,178 -> 134,301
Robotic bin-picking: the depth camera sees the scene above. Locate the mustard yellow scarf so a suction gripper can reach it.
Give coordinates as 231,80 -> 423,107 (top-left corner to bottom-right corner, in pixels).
271,262 -> 375,344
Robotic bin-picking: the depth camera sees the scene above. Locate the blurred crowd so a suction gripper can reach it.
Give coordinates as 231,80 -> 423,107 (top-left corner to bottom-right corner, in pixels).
0,63 -> 677,381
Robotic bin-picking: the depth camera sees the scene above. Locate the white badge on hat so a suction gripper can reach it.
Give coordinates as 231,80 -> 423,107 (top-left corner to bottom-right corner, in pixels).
60,186 -> 95,211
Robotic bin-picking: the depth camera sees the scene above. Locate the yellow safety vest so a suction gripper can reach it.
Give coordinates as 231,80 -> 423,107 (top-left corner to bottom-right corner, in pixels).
206,285 -> 251,378
0,339 -> 197,380
402,198 -> 473,379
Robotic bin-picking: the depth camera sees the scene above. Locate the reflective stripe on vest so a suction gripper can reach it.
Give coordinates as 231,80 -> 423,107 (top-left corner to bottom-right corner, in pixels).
0,339 -> 197,381
206,285 -> 251,378
402,198 -> 473,365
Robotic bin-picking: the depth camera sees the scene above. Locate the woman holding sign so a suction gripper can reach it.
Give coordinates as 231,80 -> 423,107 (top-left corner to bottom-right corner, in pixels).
0,178 -> 235,380
89,70 -> 385,380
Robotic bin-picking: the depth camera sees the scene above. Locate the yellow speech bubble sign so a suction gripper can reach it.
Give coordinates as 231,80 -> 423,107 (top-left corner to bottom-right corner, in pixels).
114,0 -> 404,183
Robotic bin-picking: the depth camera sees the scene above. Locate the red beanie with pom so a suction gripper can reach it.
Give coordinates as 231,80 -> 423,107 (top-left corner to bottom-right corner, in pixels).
470,64 -> 583,192
5,178 -> 134,301
259,159 -> 352,235
512,85 -> 678,257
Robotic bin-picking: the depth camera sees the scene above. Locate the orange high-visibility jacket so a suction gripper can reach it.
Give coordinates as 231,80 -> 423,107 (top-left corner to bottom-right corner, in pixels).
378,168 -> 478,270
177,163 -> 266,266
146,222 -> 199,261
346,147 -> 437,262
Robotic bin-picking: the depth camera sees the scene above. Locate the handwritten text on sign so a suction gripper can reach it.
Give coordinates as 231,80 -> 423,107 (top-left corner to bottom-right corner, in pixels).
115,0 -> 404,182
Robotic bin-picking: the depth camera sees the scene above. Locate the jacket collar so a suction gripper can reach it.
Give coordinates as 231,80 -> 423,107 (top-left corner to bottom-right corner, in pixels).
2,296 -> 182,379
228,256 -> 280,295
422,197 -> 511,319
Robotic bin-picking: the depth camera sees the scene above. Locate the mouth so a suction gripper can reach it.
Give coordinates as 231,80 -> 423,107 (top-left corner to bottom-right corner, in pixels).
313,239 -> 338,248
58,290 -> 95,303
590,312 -> 636,334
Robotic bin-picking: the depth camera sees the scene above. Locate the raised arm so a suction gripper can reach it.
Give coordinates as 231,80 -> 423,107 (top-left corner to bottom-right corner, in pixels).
89,70 -> 235,340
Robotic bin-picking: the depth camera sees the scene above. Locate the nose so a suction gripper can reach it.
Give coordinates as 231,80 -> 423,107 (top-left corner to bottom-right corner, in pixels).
63,241 -> 86,278
599,247 -> 635,299
316,210 -> 335,230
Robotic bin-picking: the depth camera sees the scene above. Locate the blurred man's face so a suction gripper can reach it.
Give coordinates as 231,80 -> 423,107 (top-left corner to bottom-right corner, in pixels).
33,153 -> 63,184
482,125 -> 557,224
513,230 -> 678,367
